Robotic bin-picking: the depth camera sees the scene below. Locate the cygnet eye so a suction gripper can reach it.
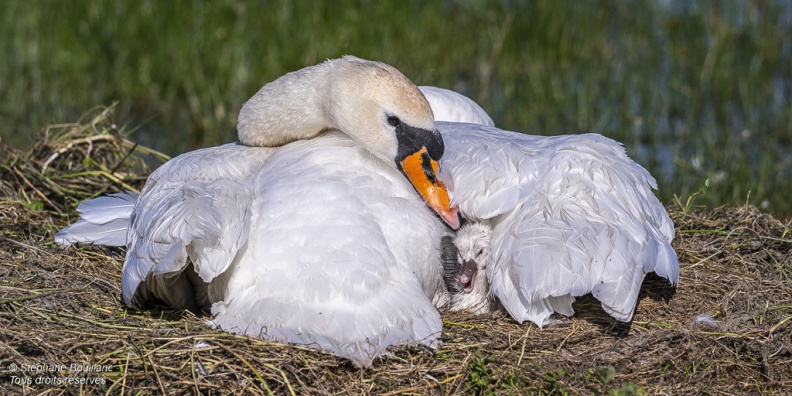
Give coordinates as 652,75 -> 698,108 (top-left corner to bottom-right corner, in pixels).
476,248 -> 484,256
387,116 -> 401,127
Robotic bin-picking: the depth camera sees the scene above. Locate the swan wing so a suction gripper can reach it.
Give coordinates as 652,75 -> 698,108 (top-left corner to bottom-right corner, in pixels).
438,122 -> 539,219
55,191 -> 139,247
439,123 -> 678,326
419,86 -> 495,127
210,133 -> 445,367
122,143 -> 275,311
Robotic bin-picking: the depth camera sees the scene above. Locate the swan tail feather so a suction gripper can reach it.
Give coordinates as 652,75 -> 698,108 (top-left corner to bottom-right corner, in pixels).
54,191 -> 138,247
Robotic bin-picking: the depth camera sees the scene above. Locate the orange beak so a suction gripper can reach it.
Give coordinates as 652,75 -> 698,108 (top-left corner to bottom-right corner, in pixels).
400,147 -> 460,230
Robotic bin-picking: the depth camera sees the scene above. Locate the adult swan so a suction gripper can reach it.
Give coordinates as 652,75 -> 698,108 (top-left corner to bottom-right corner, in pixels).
57,56 -> 460,367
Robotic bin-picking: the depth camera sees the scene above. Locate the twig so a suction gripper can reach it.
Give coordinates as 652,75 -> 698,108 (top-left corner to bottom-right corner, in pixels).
42,134 -> 120,171
688,252 -> 721,269
218,345 -> 273,395
56,311 -> 143,330
10,168 -> 62,214
191,339 -> 201,395
0,291 -> 56,305
517,326 -> 532,366
0,237 -> 57,256
769,315 -> 792,334
146,353 -> 167,395
442,320 -> 487,329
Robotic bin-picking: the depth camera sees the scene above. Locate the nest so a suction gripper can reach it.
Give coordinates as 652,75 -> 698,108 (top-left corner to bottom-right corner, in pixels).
0,104 -> 168,216
1,110 -> 791,395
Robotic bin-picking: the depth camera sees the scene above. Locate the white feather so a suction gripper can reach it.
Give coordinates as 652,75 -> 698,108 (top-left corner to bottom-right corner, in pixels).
419,86 -> 495,127
201,133 -> 447,366
54,191 -> 138,247
438,121 -> 679,326
54,217 -> 131,247
122,143 -> 273,312
76,192 -> 139,224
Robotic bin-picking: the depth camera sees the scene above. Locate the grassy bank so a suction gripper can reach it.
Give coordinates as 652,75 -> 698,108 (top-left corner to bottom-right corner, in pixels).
1,0 -> 791,218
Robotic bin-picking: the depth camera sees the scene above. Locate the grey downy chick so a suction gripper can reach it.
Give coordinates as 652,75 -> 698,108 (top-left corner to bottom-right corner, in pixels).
441,222 -> 495,314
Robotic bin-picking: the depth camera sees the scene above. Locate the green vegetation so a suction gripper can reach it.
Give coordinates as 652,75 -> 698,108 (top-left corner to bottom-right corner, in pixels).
2,0 -> 790,218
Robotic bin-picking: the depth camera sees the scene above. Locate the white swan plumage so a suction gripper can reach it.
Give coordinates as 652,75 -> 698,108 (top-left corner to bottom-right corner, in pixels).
418,86 -> 495,127
424,89 -> 679,326
57,56 -> 461,367
56,57 -> 678,365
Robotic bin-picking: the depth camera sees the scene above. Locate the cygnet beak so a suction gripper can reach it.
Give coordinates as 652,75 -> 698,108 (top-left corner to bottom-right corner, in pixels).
459,259 -> 478,293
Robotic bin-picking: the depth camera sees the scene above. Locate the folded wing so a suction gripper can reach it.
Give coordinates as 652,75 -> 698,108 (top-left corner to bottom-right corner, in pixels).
439,122 -> 679,326
121,143 -> 274,312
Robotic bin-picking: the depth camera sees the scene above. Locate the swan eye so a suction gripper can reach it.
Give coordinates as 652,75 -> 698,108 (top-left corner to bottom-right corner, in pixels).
387,116 -> 401,127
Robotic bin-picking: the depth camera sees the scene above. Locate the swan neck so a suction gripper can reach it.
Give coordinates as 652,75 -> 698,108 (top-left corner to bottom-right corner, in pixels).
237,62 -> 333,147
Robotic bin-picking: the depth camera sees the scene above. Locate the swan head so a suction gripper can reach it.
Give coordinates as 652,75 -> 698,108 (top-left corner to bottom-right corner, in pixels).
238,56 -> 460,229
326,57 -> 459,228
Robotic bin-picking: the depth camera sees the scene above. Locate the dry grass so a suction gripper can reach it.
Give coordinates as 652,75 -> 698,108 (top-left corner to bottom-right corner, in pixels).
1,109 -> 791,395
0,103 -> 168,216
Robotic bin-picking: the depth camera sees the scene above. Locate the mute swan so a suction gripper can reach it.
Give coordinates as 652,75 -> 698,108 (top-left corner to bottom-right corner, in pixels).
57,60 -> 678,364
57,56 -> 461,367
425,88 -> 679,326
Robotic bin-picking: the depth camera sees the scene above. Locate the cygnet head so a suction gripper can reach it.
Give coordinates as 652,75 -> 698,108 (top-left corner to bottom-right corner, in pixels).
443,223 -> 495,314
446,222 -> 493,314
454,222 -> 492,294
237,56 -> 459,229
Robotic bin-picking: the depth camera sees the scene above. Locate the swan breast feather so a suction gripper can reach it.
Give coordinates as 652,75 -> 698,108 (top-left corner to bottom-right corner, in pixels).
209,132 -> 448,366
